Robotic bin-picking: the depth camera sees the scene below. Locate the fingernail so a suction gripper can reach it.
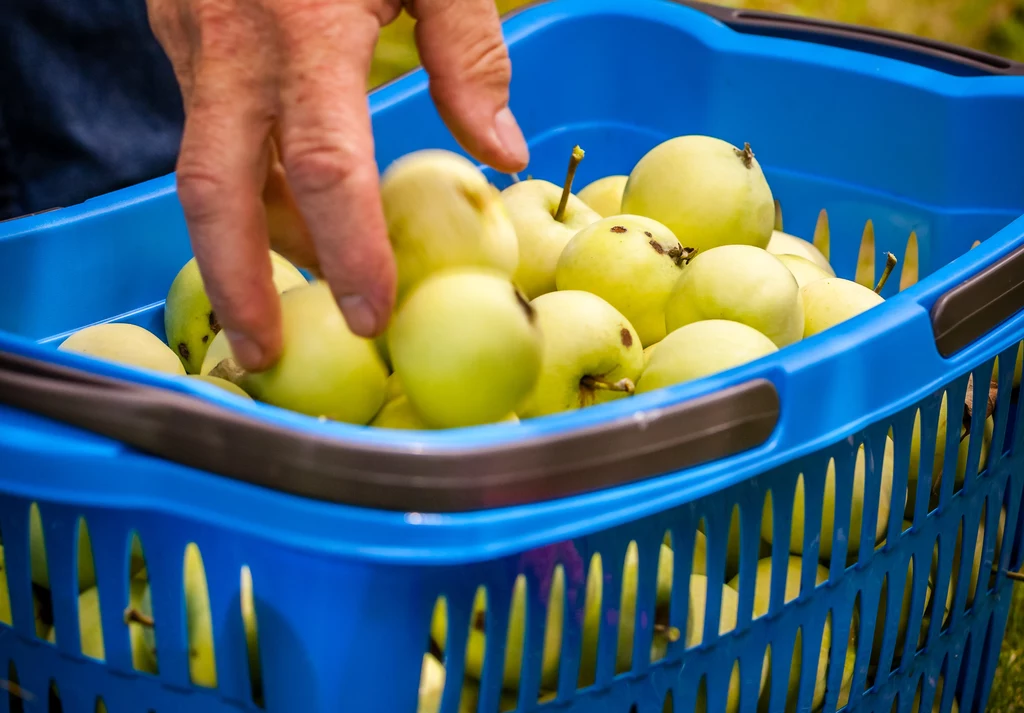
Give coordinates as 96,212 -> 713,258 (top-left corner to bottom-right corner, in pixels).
339,294 -> 381,337
225,330 -> 266,371
494,107 -> 530,168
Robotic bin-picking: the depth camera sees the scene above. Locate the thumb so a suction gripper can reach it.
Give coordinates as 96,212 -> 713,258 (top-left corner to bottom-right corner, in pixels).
409,0 -> 529,173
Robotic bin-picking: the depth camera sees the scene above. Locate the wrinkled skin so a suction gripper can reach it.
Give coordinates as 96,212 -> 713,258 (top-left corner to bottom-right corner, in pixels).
147,0 -> 529,370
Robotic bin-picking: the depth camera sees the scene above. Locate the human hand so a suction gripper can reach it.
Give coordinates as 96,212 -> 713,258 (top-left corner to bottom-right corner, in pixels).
147,0 -> 530,371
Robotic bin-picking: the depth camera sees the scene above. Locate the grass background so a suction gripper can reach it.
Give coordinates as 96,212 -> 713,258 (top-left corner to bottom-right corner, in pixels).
366,1 -> 1023,710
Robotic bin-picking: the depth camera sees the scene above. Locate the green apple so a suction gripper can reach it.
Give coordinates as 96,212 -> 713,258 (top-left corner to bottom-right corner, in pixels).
371,396 -> 518,430
636,320 -> 778,393
189,374 -> 252,399
578,543 -> 677,683
380,149 -> 519,301
870,557 -> 931,669
221,282 -> 389,424
555,214 -> 692,346
384,372 -> 404,403
800,278 -> 885,339
418,653 -> 445,713
835,642 -> 862,710
29,507 -> 145,592
767,231 -> 834,276
59,323 -> 185,376
664,245 -> 804,348
777,254 -> 832,290
907,403 -> 994,518
621,135 -> 775,254
388,269 -> 542,428
164,251 -> 307,373
200,329 -> 233,375
688,576 -> 766,713
643,342 -> 659,368
501,147 -> 602,299
57,574 -> 157,673
184,546 -> 216,687
431,569 -> 564,691
517,290 -> 644,419
945,507 -> 1006,616
730,556 -> 830,713
762,438 -> 895,564
577,174 -> 628,218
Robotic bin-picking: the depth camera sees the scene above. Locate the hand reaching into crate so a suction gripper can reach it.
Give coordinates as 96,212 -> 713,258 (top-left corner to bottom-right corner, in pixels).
145,0 -> 531,372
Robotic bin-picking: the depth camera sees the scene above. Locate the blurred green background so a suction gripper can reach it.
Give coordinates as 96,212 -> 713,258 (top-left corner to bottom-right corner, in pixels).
367,2 -> 1024,710
368,0 -> 1024,87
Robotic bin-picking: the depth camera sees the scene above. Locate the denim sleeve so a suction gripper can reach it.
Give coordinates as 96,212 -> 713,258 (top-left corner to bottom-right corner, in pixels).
0,0 -> 185,220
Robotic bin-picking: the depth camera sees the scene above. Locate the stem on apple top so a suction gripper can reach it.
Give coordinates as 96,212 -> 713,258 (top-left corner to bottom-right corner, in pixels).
654,623 -> 682,642
581,376 -> 635,395
554,145 -> 585,223
208,358 -> 247,386
124,607 -> 155,628
874,252 -> 898,294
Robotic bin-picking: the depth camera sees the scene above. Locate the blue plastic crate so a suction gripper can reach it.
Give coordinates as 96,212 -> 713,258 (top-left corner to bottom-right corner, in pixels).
0,0 -> 1023,712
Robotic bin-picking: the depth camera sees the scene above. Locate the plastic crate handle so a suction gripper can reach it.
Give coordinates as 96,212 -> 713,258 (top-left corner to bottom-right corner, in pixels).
931,243 -> 1024,357
0,348 -> 779,512
672,0 -> 1024,76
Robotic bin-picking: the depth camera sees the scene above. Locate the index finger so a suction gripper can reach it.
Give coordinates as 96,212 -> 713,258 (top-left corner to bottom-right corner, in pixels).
274,3 -> 397,339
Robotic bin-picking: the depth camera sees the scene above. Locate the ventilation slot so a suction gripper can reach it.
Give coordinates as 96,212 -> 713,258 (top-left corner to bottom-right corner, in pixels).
654,535 -> 675,665
689,520 -> 710,649
838,594 -> 862,710
696,675 -> 709,713
725,505 -> 742,583
241,565 -> 264,707
616,542 -> 640,674
28,503 -> 55,640
866,574 -> 888,690
846,439 -> 895,567
423,596 -> 448,713
813,210 -> 830,263
419,650 -> 446,713
76,516 -> 97,594
0,526 -> 11,626
820,460 -> 838,566
578,555 -> 602,688
900,232 -> 919,291
7,660 -> 26,713
96,697 -> 107,713
871,557 -> 924,674
855,220 -> 876,289
48,681 -> 61,713
127,532 -> 158,674
921,537 -> 943,651
184,543 -> 217,688
663,688 -> 674,713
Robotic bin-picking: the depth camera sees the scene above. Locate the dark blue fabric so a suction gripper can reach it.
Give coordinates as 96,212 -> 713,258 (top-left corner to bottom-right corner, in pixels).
0,0 -> 184,220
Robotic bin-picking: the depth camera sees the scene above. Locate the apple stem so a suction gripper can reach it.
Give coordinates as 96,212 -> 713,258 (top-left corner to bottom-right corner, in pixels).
735,142 -> 755,169
554,145 -> 585,223
1006,570 -> 1024,584
581,376 -> 635,395
654,623 -> 682,643
874,252 -> 898,294
124,607 -> 155,628
509,172 -> 521,184
207,358 -> 247,386
668,245 -> 699,268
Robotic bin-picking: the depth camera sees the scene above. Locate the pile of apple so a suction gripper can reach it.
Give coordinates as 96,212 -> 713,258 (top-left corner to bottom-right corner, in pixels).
57,133 -> 933,434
